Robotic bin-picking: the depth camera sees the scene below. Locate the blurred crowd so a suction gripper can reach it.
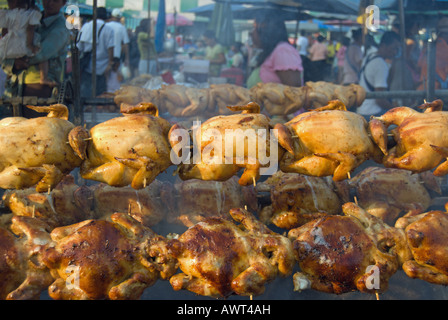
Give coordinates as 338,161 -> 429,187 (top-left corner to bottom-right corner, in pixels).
1,4 -> 448,118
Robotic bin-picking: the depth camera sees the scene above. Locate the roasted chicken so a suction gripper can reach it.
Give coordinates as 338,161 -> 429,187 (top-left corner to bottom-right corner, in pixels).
0,104 -> 85,192
42,212 -> 177,300
370,99 -> 448,175
167,176 -> 258,227
168,208 -> 295,298
0,216 -> 54,300
257,171 -> 344,229
276,101 -> 382,181
170,102 -> 283,186
113,85 -> 160,107
288,202 -> 410,295
304,81 -> 366,110
395,209 -> 448,285
80,103 -> 172,189
249,82 -> 307,116
2,175 -> 95,229
209,83 -> 252,115
347,167 -> 440,225
157,84 -> 211,117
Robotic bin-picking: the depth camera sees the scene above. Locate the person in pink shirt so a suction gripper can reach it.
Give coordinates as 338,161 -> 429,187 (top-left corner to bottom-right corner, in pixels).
247,14 -> 303,88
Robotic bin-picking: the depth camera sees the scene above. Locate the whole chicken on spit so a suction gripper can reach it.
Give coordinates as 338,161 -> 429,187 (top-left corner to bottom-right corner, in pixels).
168,208 -> 295,298
304,81 -> 366,110
275,100 -> 383,181
0,104 -> 85,192
79,102 -> 172,189
167,176 -> 258,227
0,215 -> 54,300
395,208 -> 448,285
370,99 -> 448,175
157,84 -> 211,117
209,83 -> 252,115
42,212 -> 178,300
257,171 -> 344,229
288,202 -> 411,295
170,102 -> 283,186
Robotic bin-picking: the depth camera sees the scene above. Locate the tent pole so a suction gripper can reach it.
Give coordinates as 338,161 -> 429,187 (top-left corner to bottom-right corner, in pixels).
147,0 -> 151,74
92,0 -> 97,98
398,0 -> 407,92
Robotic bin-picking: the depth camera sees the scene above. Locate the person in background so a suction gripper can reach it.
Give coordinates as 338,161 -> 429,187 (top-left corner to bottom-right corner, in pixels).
106,8 -> 130,92
1,0 -> 69,118
418,16 -> 448,92
335,37 -> 349,84
342,28 -> 363,85
203,30 -> 226,78
136,18 -> 157,76
247,14 -> 302,88
308,35 -> 327,81
127,28 -> 140,79
357,31 -> 401,118
77,7 -> 115,98
297,30 -> 311,82
227,42 -> 244,69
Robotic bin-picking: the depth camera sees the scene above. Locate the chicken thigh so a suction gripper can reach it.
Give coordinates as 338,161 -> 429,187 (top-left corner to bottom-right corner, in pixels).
168,208 -> 295,298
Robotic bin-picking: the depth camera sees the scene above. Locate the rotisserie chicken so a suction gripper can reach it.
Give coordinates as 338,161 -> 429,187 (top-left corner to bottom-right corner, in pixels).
348,167 -> 440,225
167,207 -> 295,298
113,85 -> 160,107
0,216 -> 54,300
304,81 -> 366,110
80,102 -> 172,189
157,84 -> 211,117
42,212 -> 178,300
0,104 -> 85,192
167,176 -> 258,227
288,202 -> 411,295
257,171 -> 344,229
2,175 -> 95,228
275,100 -> 382,181
370,99 -> 448,176
209,83 -> 252,115
395,209 -> 448,285
170,102 -> 283,186
249,82 -> 307,116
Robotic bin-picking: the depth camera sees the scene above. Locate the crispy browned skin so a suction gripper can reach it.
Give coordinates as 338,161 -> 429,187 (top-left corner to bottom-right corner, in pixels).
396,210 -> 448,285
288,202 -> 409,295
168,208 -> 295,298
0,216 -> 54,300
258,171 -> 342,229
42,213 -> 177,300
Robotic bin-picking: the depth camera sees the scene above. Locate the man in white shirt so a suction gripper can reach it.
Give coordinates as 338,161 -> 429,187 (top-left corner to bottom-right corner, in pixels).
106,8 -> 130,92
357,31 -> 401,118
296,31 -> 309,57
77,7 -> 115,97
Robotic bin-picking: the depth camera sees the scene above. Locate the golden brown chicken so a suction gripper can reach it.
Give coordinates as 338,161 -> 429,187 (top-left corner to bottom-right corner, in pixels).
395,209 -> 448,285
209,83 -> 252,115
167,176 -> 258,227
275,100 -> 382,181
0,105 -> 85,192
2,175 -> 95,229
249,82 -> 307,116
80,103 -> 172,189
0,215 -> 54,300
157,84 -> 210,117
168,208 -> 295,298
288,202 -> 410,295
348,167 -> 440,225
370,99 -> 448,175
257,171 -> 344,230
304,81 -> 366,110
170,102 -> 283,186
42,212 -> 178,300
